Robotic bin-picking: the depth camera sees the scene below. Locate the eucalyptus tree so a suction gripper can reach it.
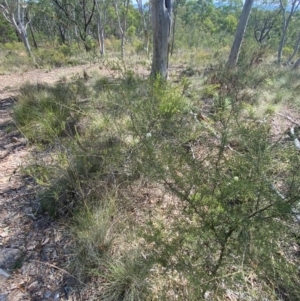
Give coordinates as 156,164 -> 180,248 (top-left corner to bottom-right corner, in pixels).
278,0 -> 300,64
0,10 -> 17,42
287,31 -> 300,65
28,0 -> 62,45
151,0 -> 172,78
249,7 -> 281,43
170,0 -> 186,55
0,0 -> 34,58
227,0 -> 254,68
52,0 -> 96,51
95,0 -> 108,56
113,0 -> 130,59
136,0 -> 151,54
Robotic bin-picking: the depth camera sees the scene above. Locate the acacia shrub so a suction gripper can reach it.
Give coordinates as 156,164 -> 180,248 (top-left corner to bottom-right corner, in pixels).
121,73 -> 300,299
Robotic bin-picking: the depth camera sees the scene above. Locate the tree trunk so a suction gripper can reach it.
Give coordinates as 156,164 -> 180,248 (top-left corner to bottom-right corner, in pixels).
278,4 -> 287,64
227,0 -> 254,69
29,23 -> 38,49
20,27 -> 32,55
121,34 -> 125,59
26,10 -> 38,49
17,1 -> 34,59
151,0 -> 172,78
0,0 -> 35,60
287,32 -> 300,65
58,25 -> 67,44
113,0 -> 129,60
170,7 -> 177,56
136,0 -> 150,55
95,0 -> 107,57
278,0 -> 300,64
97,20 -> 105,56
292,58 -> 300,70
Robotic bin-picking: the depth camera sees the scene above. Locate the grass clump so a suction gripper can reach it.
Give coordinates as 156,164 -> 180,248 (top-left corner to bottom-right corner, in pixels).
13,81 -> 88,143
29,134 -> 129,216
72,196 -> 118,278
101,252 -> 150,301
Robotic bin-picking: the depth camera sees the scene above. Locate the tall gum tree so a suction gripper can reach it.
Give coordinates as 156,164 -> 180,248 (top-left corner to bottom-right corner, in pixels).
0,0 -> 34,59
113,0 -> 130,59
278,0 -> 300,64
96,0 -> 108,56
52,0 -> 96,51
227,0 -> 254,68
136,0 -> 151,55
151,0 -> 172,78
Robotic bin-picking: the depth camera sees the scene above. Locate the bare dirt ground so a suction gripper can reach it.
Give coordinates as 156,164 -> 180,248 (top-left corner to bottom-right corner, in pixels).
0,64 -> 116,100
0,64 -> 119,301
0,63 -> 299,301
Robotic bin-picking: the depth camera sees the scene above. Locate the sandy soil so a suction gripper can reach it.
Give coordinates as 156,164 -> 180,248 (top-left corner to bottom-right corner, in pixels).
0,64 -> 120,301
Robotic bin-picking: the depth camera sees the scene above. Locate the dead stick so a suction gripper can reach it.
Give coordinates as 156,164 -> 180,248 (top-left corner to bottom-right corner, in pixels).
30,260 -> 86,286
277,113 -> 300,126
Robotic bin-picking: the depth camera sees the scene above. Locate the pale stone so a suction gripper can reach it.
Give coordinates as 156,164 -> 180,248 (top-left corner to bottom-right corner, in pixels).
27,280 -> 39,292
0,248 -> 21,270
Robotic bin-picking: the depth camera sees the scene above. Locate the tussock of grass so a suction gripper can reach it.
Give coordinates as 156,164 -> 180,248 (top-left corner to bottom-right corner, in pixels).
100,252 -> 150,301
14,80 -> 89,143
71,197 -> 118,277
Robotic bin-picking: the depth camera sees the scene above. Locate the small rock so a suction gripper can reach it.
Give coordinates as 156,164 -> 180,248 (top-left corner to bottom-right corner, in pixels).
64,286 -> 72,297
44,291 -> 52,298
3,143 -> 14,149
11,137 -> 18,143
204,291 -> 213,300
0,268 -> 10,278
0,294 -> 8,301
53,292 -> 60,301
27,280 -> 39,292
0,229 -> 9,238
0,248 -> 21,270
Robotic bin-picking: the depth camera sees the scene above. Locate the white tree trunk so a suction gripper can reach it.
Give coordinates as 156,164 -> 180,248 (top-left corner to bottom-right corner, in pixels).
136,0 -> 150,54
292,58 -> 300,70
0,0 -> 34,60
20,26 -> 32,55
287,32 -> 300,65
113,0 -> 129,60
278,0 -> 300,64
227,0 -> 254,69
96,0 -> 107,56
278,4 -> 287,64
151,0 -> 172,78
98,20 -> 105,56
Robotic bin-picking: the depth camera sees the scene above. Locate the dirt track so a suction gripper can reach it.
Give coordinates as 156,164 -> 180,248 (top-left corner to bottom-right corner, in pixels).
0,63 -> 113,100
0,64 -> 114,301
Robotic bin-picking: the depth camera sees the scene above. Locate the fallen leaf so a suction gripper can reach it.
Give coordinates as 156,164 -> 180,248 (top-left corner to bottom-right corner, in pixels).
41,237 -> 50,245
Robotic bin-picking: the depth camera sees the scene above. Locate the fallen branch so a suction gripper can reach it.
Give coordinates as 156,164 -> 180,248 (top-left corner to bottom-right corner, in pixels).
30,260 -> 86,286
277,113 -> 300,126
